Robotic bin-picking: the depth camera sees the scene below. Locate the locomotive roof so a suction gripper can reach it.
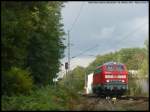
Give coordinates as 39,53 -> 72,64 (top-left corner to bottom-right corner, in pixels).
96,61 -> 124,68
103,61 -> 123,65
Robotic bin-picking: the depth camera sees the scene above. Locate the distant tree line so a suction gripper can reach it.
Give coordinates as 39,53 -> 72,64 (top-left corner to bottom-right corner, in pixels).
1,1 -> 65,95
85,41 -> 148,76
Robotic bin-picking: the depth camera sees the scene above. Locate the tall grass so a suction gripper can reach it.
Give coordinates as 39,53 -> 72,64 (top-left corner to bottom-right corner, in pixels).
2,85 -> 79,111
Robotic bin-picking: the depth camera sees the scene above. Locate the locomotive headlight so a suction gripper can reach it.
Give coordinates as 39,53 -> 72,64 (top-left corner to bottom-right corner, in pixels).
122,80 -> 125,82
118,75 -> 126,78
105,74 -> 113,78
106,80 -> 110,82
122,75 -> 126,78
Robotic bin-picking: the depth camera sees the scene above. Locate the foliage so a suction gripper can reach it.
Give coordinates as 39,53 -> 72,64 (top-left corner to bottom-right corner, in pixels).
26,2 -> 65,85
2,85 -> 79,111
117,48 -> 145,70
2,67 -> 33,96
1,1 -> 65,91
138,39 -> 149,77
1,2 -> 30,71
69,66 -> 86,91
86,52 -> 116,74
139,59 -> 148,77
126,75 -> 143,96
85,47 -> 147,74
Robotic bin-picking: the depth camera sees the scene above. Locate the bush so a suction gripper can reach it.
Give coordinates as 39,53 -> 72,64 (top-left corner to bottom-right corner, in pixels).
126,75 -> 143,96
2,85 -> 79,111
2,67 -> 33,95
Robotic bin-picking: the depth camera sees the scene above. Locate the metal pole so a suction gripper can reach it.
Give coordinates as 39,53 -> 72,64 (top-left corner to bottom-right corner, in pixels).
65,69 -> 67,85
68,30 -> 70,72
85,71 -> 87,94
68,30 -> 71,86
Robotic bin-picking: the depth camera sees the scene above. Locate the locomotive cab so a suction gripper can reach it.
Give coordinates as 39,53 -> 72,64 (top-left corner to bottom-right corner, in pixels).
104,62 -> 128,96
92,62 -> 128,97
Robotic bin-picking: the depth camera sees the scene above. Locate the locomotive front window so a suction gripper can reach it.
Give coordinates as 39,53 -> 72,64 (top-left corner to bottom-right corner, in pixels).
106,65 -> 114,71
117,65 -> 124,71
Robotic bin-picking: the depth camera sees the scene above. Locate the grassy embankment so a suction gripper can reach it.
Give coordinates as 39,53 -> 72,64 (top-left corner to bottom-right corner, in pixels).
2,85 -> 80,111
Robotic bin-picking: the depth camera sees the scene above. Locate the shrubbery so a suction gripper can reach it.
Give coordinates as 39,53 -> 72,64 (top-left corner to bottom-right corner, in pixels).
2,85 -> 79,111
2,67 -> 33,96
126,74 -> 143,96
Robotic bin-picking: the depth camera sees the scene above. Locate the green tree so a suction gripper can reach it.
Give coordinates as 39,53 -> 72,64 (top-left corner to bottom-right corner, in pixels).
26,2 -> 65,85
1,1 -> 65,94
86,52 -> 117,74
85,47 -> 147,74
2,67 -> 33,95
69,66 -> 85,91
1,2 -> 31,71
139,39 -> 149,77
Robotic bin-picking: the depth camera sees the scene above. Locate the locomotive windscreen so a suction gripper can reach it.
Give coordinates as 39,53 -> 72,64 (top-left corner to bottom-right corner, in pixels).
105,62 -> 125,71
117,64 -> 124,71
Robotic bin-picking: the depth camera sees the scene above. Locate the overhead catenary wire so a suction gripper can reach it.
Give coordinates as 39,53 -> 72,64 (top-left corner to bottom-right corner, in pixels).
69,2 -> 84,32
98,22 -> 148,53
72,44 -> 98,59
66,2 -> 148,71
66,2 -> 85,72
112,22 -> 148,49
71,22 -> 148,59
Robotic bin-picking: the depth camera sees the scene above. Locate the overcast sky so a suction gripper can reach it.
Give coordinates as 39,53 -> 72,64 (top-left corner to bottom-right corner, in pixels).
59,1 -> 148,75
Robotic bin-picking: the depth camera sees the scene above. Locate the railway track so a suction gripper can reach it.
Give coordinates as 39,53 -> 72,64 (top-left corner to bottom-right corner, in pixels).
78,93 -> 149,110
119,96 -> 149,101
81,93 -> 148,101
80,95 -> 116,110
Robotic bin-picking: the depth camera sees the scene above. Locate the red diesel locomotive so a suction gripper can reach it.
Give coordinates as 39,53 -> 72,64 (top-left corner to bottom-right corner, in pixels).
92,62 -> 128,96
